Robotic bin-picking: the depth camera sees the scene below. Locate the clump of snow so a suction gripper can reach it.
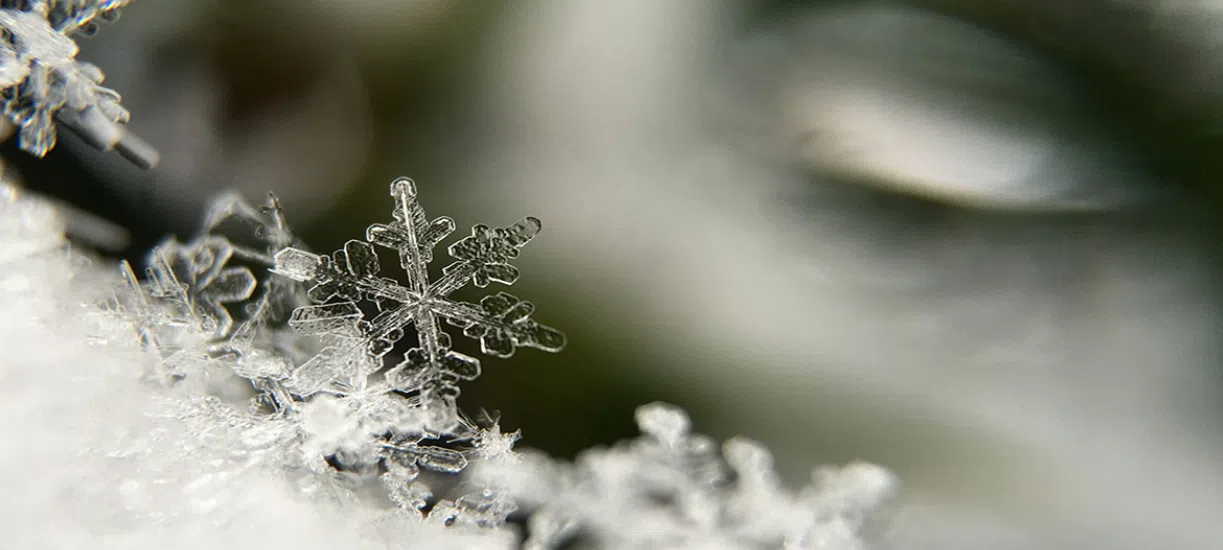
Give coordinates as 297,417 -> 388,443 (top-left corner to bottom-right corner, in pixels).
0,182 -> 513,548
477,402 -> 897,549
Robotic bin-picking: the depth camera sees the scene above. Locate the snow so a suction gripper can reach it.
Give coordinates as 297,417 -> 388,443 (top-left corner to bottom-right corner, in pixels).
0,181 -> 893,549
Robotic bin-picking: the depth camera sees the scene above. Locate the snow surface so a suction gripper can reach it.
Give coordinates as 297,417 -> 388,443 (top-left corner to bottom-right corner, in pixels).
0,182 -> 894,549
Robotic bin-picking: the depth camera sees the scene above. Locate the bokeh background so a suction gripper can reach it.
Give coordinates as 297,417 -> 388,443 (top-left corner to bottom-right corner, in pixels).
10,1 -> 1223,548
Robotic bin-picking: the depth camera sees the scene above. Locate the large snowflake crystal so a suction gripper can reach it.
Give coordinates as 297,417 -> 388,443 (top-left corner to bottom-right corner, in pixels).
0,0 -> 156,167
274,177 -> 566,429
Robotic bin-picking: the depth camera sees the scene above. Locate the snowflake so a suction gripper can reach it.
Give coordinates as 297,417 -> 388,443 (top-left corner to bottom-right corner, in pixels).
273,177 -> 566,430
0,0 -> 157,167
195,190 -> 310,347
114,191 -> 308,385
141,235 -> 258,337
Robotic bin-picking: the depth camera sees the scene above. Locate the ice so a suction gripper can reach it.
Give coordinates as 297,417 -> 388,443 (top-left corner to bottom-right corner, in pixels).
0,1 -> 154,166
444,217 -> 542,288
389,444 -> 469,475
119,192 -> 312,369
722,438 -> 779,490
289,302 -> 363,335
205,191 -> 299,264
0,0 -> 906,541
472,402 -> 897,550
636,401 -> 692,446
60,180 -> 892,548
383,460 -> 431,513
366,177 -> 455,266
442,292 -> 566,358
432,488 -> 518,529
143,237 -> 258,336
273,177 -> 566,430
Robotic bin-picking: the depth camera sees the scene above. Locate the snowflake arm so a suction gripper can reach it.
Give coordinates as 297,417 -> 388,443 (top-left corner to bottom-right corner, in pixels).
436,215 -> 542,292
365,177 -> 455,284
435,293 -> 566,358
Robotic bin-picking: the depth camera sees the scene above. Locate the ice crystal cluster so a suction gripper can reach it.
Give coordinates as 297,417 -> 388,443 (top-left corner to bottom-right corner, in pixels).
479,403 -> 896,550
1,178 -> 896,549
0,0 -> 157,167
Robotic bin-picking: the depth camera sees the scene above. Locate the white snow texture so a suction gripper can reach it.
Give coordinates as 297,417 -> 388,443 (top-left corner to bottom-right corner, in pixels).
0,181 -> 895,549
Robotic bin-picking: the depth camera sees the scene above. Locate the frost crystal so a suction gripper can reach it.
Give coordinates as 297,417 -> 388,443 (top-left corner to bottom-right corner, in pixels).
0,0 -> 157,167
273,177 -> 566,430
110,180 -> 566,527
113,191 -> 308,385
478,403 -> 898,550
144,236 -> 258,336
91,180 -> 895,548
